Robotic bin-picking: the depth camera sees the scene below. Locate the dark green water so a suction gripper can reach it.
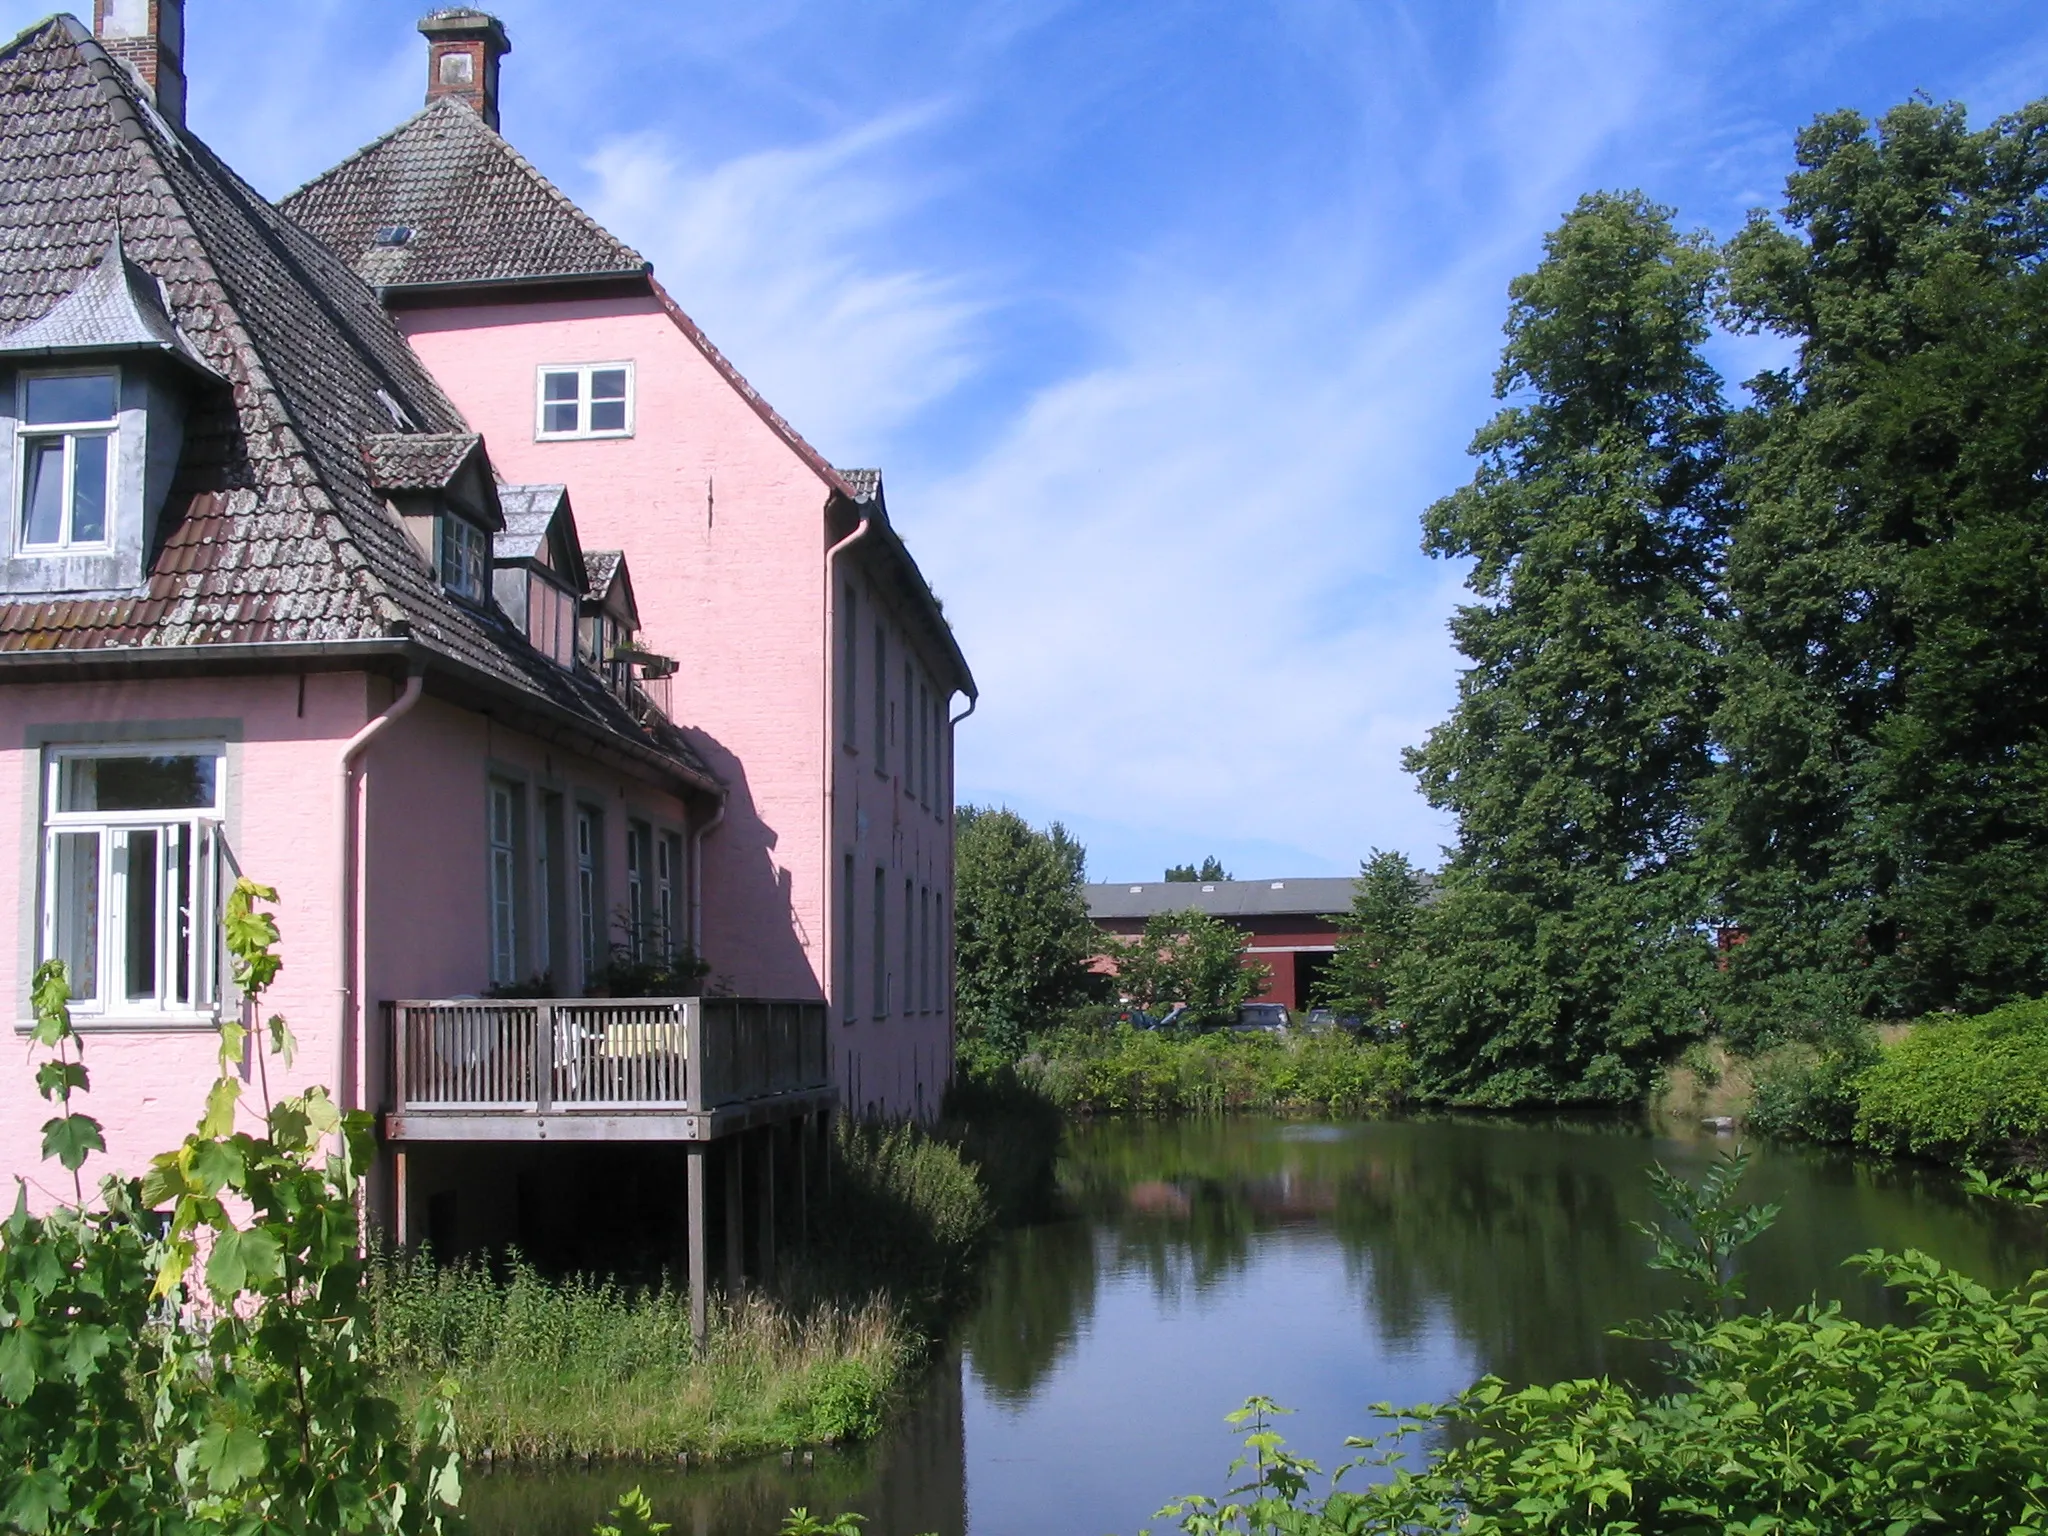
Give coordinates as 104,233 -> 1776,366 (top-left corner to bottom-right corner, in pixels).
467,1115 -> 2042,1536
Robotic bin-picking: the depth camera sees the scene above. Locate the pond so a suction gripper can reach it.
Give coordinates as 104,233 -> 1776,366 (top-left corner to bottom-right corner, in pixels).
466,1113 -> 2043,1536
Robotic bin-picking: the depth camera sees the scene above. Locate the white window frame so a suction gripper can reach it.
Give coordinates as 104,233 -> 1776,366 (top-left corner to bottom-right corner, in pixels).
534,362 -> 635,442
655,833 -> 677,958
625,818 -> 649,959
488,780 -> 519,986
576,806 -> 601,984
438,514 -> 489,602
40,743 -> 224,1019
17,367 -> 119,554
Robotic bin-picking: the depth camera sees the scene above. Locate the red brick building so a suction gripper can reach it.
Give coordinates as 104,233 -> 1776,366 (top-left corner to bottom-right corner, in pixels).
1086,878 -> 1356,1010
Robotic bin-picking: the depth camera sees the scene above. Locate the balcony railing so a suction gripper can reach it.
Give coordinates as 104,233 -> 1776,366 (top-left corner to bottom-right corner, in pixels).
383,997 -> 831,1140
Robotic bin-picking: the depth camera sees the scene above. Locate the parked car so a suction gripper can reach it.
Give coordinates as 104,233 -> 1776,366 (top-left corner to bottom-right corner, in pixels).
1157,1004 -> 1194,1031
1117,1007 -> 1162,1030
1232,1002 -> 1291,1033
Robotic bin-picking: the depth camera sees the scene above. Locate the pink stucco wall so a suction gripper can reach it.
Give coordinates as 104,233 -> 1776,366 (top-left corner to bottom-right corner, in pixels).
0,669 -> 698,1205
399,295 -> 960,1118
0,672 -> 362,1200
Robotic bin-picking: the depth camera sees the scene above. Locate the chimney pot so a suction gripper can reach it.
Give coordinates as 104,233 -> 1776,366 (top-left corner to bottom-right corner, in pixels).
94,0 -> 187,129
418,9 -> 511,131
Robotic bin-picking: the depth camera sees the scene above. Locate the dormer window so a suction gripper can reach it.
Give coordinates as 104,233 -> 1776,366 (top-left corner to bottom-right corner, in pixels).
0,237 -> 222,596
20,371 -> 117,551
438,513 -> 489,601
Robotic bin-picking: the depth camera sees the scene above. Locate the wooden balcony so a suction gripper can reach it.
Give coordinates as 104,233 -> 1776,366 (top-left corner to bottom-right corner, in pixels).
382,997 -> 833,1143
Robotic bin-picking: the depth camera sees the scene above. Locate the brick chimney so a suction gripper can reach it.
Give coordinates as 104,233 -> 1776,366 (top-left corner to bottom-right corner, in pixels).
419,9 -> 510,131
94,0 -> 187,129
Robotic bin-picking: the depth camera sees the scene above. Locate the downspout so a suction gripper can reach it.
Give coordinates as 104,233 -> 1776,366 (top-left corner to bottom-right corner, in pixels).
942,691 -> 976,1085
689,790 -> 727,960
336,668 -> 425,1108
823,514 -> 874,1030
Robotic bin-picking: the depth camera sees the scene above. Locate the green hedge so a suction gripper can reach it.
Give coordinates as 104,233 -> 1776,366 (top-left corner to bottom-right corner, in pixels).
1854,998 -> 2048,1163
1020,1024 -> 1412,1116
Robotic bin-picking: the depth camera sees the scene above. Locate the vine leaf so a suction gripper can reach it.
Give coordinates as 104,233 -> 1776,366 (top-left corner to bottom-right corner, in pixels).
39,1112 -> 104,1172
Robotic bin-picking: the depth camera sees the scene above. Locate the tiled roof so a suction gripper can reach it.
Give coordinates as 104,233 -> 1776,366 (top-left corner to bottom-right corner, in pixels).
1085,879 -> 1363,921
279,96 -> 645,291
836,468 -> 881,502
495,486 -> 563,563
583,549 -> 622,601
360,431 -> 480,493
0,17 -> 711,789
0,229 -> 215,376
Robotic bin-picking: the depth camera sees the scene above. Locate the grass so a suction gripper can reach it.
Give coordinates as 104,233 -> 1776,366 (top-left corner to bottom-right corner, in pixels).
363,1116 -> 997,1464
366,1259 -> 913,1463
1018,1023 -> 1413,1116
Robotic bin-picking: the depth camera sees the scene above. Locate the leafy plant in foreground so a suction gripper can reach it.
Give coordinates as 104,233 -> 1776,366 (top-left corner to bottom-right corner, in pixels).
1141,1153 -> 2048,1534
0,879 -> 461,1536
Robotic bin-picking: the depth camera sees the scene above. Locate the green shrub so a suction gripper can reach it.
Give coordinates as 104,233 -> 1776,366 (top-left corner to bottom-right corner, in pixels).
803,1118 -> 992,1318
1744,1035 -> 1873,1145
1019,1025 -> 1411,1117
1855,998 -> 2048,1163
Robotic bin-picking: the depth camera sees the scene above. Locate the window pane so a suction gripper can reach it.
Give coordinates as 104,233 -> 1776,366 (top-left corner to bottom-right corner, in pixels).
51,830 -> 99,1001
123,828 -> 158,1002
591,369 -> 628,402
23,438 -> 66,546
544,401 -> 580,434
589,399 -> 626,433
26,373 -> 116,425
169,825 -> 193,1007
69,433 -> 108,543
543,371 -> 581,403
60,754 -> 217,812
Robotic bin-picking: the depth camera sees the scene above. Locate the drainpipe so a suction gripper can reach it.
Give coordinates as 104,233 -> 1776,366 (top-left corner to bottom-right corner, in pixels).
942,691 -> 975,1082
336,668 -> 425,1108
823,513 -> 873,1027
689,790 -> 727,960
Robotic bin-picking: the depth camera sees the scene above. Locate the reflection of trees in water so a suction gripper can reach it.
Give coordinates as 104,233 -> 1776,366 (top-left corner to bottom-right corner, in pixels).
963,1220 -> 1098,1403
463,1353 -> 967,1536
1048,1115 -> 2042,1394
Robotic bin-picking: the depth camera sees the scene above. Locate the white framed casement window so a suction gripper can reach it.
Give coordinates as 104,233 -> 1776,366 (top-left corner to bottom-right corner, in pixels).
625,818 -> 649,958
535,363 -> 634,441
41,745 -> 224,1017
576,806 -> 601,983
655,833 -> 678,957
438,514 -> 489,601
487,780 -> 519,986
18,370 -> 118,553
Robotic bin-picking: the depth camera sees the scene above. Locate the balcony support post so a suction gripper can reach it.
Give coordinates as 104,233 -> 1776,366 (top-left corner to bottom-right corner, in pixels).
757,1124 -> 777,1289
687,1143 -> 708,1352
724,1135 -> 744,1295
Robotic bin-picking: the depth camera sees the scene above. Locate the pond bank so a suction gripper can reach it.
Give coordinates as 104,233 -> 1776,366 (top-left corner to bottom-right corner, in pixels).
462,1112 -> 2039,1536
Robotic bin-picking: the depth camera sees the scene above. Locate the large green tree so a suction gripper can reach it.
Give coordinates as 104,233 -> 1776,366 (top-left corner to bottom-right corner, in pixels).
1711,97 -> 2048,1027
953,806 -> 1102,1062
1317,849 -> 1426,1021
1401,191 -> 1729,1104
1115,909 -> 1266,1028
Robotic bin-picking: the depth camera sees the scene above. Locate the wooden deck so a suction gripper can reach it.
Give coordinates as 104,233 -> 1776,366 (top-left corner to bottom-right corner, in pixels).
381,996 -> 833,1142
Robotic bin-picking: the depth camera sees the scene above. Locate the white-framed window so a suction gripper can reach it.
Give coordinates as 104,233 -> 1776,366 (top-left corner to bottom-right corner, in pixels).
535,363 -> 634,441
625,819 -> 649,959
488,780 -> 518,985
576,806 -> 601,983
438,514 -> 489,601
41,745 -> 223,1016
655,833 -> 677,957
18,370 -> 117,552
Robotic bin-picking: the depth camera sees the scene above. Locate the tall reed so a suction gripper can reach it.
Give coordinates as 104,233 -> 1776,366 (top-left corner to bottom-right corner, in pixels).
366,1256 -> 911,1463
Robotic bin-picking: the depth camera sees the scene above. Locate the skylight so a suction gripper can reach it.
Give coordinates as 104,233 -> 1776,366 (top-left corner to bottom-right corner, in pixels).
372,225 -> 414,247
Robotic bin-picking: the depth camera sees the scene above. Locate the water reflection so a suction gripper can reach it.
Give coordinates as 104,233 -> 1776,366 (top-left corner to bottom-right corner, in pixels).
470,1116 -> 2041,1536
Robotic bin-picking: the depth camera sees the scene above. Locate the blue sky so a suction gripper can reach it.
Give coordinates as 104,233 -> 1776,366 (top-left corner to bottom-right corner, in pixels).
11,1 -> 2045,883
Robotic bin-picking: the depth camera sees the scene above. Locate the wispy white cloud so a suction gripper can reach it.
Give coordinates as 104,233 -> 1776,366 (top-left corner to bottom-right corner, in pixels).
583,108 -> 991,459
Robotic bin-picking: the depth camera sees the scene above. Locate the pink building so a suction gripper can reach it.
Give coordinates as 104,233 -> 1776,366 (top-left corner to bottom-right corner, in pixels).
0,3 -> 971,1307
285,8 -> 974,1128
